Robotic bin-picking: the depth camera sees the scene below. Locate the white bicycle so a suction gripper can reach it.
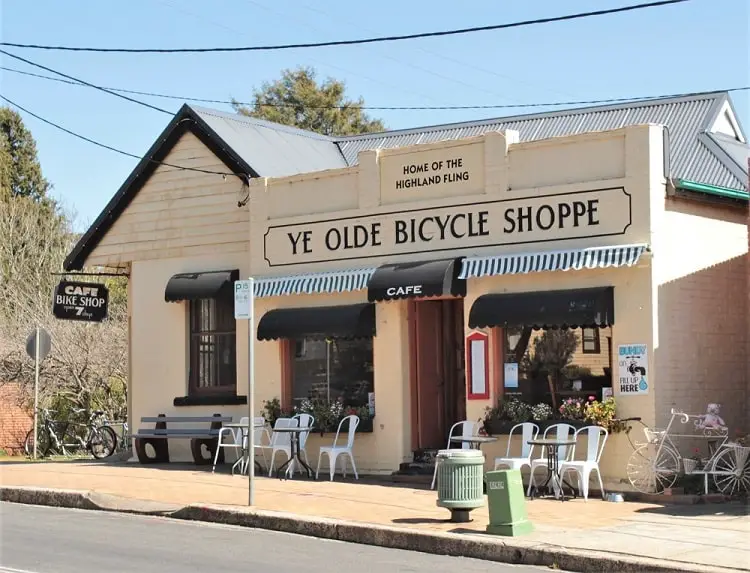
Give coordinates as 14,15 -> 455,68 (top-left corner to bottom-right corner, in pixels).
624,408 -> 750,495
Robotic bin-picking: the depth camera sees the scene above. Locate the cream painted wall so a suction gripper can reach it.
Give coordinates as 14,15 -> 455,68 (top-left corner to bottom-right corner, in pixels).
250,126 -> 656,278
130,252 -> 250,462
652,197 -> 748,429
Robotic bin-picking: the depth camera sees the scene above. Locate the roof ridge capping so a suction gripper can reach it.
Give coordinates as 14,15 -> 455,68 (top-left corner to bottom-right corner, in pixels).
333,90 -> 732,142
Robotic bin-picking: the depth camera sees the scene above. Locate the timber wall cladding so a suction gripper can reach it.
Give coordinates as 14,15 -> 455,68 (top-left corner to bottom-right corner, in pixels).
87,131 -> 249,267
0,383 -> 31,454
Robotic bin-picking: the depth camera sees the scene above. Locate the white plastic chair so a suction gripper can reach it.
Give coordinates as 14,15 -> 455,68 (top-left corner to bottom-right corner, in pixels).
267,417 -> 296,476
493,422 -> 540,475
526,422 -> 577,497
212,416 -> 247,474
315,414 -> 359,481
430,420 -> 481,490
249,416 -> 272,473
559,425 -> 608,500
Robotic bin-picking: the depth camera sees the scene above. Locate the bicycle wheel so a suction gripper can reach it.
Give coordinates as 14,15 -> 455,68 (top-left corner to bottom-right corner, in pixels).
89,426 -> 117,459
626,443 -> 680,494
712,446 -> 750,496
24,427 -> 52,458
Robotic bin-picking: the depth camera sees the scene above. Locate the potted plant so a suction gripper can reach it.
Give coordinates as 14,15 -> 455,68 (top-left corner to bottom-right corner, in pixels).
482,397 -> 532,435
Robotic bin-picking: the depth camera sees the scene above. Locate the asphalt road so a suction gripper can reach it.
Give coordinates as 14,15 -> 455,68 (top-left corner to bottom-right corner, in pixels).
0,502 -> 555,573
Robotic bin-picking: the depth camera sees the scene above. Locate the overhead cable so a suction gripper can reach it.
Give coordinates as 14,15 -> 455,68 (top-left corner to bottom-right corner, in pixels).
0,1 -> 691,54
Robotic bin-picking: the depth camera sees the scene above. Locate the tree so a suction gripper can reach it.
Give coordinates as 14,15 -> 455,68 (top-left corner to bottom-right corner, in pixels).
0,196 -> 129,424
0,107 -> 50,201
0,114 -> 128,435
233,66 -> 386,136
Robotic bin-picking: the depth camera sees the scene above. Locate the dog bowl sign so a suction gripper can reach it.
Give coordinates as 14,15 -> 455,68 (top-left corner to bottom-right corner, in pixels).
52,280 -> 109,322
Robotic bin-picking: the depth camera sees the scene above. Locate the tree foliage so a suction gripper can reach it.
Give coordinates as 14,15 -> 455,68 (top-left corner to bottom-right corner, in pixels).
234,66 -> 386,136
0,106 -> 50,202
0,112 -> 128,430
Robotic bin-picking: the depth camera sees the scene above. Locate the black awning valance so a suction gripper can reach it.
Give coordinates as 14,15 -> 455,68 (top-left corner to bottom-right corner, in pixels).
468,287 -> 615,329
164,269 -> 239,302
257,303 -> 376,341
367,257 -> 466,302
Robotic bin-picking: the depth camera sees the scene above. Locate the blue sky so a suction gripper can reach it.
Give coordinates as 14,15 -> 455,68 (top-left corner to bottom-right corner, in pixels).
1,0 -> 748,230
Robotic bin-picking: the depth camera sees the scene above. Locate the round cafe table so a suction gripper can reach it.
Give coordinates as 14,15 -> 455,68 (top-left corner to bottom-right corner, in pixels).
526,439 -> 578,501
272,426 -> 315,480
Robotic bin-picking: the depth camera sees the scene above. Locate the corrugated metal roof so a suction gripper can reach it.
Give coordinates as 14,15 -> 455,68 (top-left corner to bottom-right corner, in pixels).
335,92 -> 746,191
191,106 -> 348,176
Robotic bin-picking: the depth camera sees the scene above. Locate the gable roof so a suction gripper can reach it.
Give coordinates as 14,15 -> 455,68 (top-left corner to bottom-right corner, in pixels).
64,91 -> 749,271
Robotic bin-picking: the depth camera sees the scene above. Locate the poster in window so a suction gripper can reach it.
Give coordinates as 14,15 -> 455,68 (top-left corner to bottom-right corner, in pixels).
504,363 -> 519,388
617,344 -> 649,395
466,331 -> 489,400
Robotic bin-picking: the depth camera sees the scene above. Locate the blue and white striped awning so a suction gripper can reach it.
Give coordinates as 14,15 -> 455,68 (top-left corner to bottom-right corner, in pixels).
254,267 -> 377,298
459,244 -> 649,280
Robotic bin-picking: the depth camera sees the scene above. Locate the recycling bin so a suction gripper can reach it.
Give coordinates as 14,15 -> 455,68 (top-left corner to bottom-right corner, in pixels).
485,469 -> 534,536
435,449 -> 485,522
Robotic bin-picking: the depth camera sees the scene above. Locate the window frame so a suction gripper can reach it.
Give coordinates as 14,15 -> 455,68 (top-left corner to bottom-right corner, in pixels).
283,336 -> 374,409
581,327 -> 601,354
188,295 -> 237,397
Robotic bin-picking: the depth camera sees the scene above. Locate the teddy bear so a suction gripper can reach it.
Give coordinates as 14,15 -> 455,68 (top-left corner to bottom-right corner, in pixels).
695,403 -> 727,430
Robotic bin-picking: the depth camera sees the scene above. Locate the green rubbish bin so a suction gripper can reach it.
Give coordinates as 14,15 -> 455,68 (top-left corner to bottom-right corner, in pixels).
435,449 -> 485,523
485,469 -> 533,536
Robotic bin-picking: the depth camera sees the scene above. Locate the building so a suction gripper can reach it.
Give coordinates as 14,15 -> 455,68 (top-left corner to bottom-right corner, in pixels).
63,91 -> 749,484
0,383 -> 32,455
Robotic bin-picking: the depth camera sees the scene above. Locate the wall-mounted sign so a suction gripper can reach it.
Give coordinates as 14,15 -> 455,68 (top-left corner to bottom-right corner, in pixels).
466,331 -> 490,400
263,187 -> 632,267
617,344 -> 648,395
52,281 -> 109,322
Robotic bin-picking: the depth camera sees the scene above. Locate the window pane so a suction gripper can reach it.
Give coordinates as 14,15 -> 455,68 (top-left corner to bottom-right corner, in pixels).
189,296 -> 237,393
290,337 -> 374,407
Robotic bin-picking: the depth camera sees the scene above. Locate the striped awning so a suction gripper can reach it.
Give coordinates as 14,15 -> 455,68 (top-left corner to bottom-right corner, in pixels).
459,243 -> 649,280
254,267 -> 377,298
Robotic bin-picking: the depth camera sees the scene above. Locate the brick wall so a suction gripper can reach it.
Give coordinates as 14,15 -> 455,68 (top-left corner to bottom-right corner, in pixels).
654,197 -> 748,430
0,383 -> 31,455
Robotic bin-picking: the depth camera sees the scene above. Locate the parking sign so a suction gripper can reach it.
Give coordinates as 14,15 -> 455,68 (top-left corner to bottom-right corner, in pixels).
234,279 -> 253,319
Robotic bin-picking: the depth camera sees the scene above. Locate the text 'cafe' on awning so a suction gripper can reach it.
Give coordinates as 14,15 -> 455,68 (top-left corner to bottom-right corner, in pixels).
61,94 -> 748,482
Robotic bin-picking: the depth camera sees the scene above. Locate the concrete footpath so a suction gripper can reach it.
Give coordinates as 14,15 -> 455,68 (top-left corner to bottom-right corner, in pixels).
1,459 -> 748,573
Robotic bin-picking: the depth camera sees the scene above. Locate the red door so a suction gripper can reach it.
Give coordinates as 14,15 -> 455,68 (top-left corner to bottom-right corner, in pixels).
412,301 -> 445,450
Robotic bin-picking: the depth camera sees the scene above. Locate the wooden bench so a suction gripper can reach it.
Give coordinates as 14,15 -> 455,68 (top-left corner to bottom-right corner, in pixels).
133,413 -> 232,465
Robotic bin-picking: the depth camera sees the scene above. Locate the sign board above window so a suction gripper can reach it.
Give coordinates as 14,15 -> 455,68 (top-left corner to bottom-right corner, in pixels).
52,280 -> 109,322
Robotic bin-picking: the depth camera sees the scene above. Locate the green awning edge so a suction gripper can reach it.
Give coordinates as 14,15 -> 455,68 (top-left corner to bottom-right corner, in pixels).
676,179 -> 749,202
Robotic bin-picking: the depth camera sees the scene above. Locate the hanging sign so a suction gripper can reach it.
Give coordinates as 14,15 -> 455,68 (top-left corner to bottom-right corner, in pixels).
617,344 -> 649,395
52,281 -> 109,322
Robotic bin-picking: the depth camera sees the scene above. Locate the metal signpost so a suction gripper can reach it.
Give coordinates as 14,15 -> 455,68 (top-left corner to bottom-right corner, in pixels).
25,327 -> 52,459
234,278 -> 255,506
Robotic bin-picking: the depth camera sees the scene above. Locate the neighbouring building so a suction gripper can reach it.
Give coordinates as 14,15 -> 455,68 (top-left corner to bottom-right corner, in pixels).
63,91 -> 749,486
0,383 -> 31,455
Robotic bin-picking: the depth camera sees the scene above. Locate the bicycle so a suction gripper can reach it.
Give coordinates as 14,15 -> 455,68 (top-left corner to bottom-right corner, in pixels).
24,408 -> 117,460
100,418 -> 129,452
619,408 -> 750,496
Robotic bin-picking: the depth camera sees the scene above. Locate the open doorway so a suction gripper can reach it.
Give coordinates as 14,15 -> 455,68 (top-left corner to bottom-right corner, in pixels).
409,299 -> 466,452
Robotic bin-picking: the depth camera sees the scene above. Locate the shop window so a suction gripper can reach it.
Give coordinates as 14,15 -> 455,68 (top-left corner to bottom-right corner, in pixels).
289,337 -> 373,407
188,296 -> 237,396
581,328 -> 601,354
503,326 -> 613,407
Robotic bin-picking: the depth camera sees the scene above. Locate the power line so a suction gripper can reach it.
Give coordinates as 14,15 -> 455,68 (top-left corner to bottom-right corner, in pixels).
0,94 -> 243,178
3,64 -> 747,111
0,0 -> 691,53
0,49 -> 171,115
